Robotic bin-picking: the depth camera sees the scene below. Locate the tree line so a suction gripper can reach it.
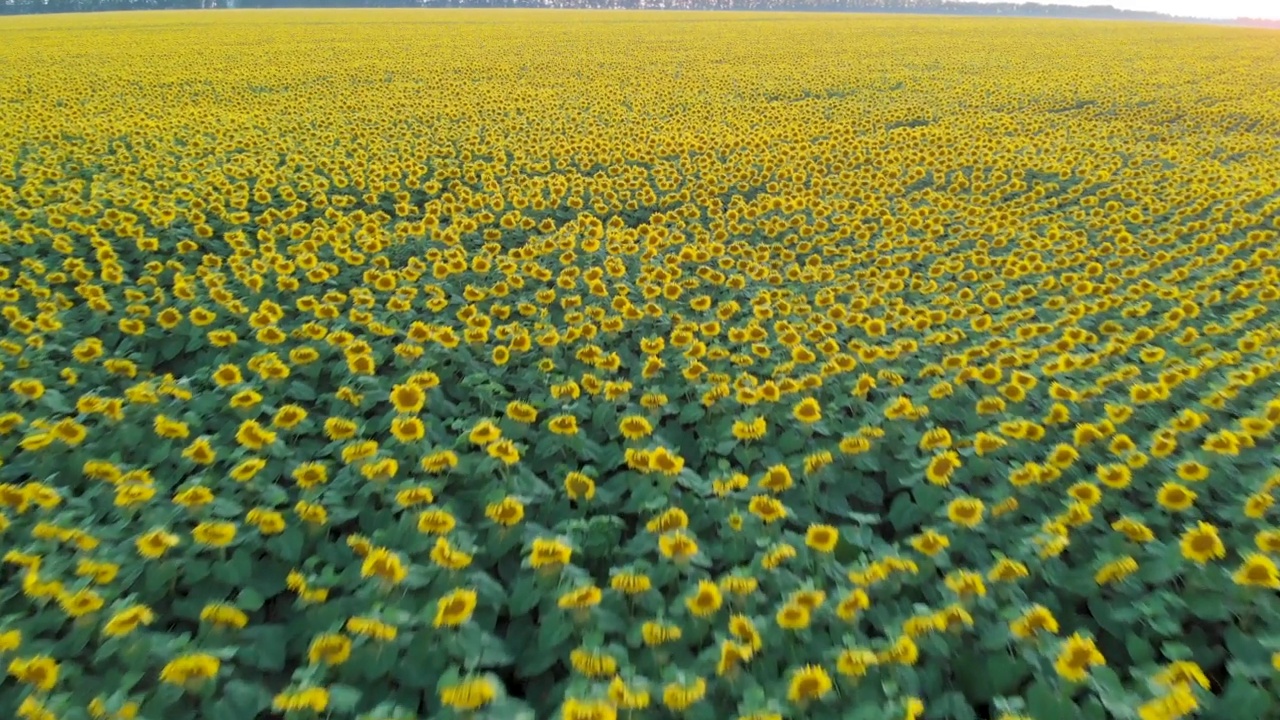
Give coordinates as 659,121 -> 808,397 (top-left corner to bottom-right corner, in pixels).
0,0 -> 1199,20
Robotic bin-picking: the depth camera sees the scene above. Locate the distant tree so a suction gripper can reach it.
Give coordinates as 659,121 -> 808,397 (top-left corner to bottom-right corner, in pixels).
0,0 -> 1214,22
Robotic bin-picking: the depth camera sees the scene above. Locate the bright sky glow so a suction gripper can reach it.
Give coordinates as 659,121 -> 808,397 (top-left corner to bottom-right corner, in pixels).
968,0 -> 1279,19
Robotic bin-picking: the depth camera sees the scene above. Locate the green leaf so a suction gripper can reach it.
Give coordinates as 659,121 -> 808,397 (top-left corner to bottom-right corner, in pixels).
213,547 -> 254,586
1212,677 -> 1276,717
143,562 -> 178,594
537,612 -> 574,655
1026,679 -> 1078,720
1160,642 -> 1192,661
270,527 -> 305,563
465,629 -> 514,668
237,586 -> 265,611
329,684 -> 363,713
887,492 -> 921,532
157,336 -> 186,363
1089,665 -> 1130,714
677,403 -> 705,425
508,574 -> 540,615
954,649 -> 1025,700
935,691 -> 978,720
1225,624 -> 1273,675
243,624 -> 288,671
288,380 -> 317,401
1124,634 -> 1155,665
220,679 -> 270,717
849,478 -> 884,508
1184,590 -> 1232,621
142,683 -> 185,716
42,389 -> 72,414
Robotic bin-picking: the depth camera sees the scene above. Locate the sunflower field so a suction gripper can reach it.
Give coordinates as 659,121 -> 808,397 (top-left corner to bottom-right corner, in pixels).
2,8 -> 1280,720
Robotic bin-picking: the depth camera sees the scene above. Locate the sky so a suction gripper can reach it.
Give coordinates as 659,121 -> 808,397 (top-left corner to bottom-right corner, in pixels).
971,0 -> 1280,18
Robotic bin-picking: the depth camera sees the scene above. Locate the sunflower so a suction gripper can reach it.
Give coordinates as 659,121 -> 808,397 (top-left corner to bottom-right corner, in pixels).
152,415 -> 190,440
792,397 -> 822,424
732,416 -> 768,442
1244,492 -> 1273,519
1156,482 -> 1197,511
486,439 -> 520,466
1010,605 -> 1059,638
505,401 -> 538,424
135,529 -> 180,559
880,635 -> 920,665
839,435 -> 872,454
761,543 -> 798,570
641,621 -> 682,646
159,653 -> 220,687
988,558 -> 1029,582
1231,553 -> 1280,588
291,462 -> 328,489
1096,463 -> 1132,489
786,664 -> 833,704
758,464 -> 794,493
648,447 -> 684,475
1067,482 -> 1103,506
429,538 -> 473,571
468,420 -> 501,446
909,529 -> 950,556
563,472 -> 595,501
947,497 -> 985,527
420,450 -> 459,474
440,676 -> 498,712
234,419 -> 277,450
1255,529 -> 1280,554
944,569 -> 987,598
273,688 -> 330,713
1094,556 -> 1139,585
346,617 -> 397,641
192,522 -> 236,548
804,524 -> 838,552
271,404 -> 308,430
1136,683 -> 1198,720
390,416 -> 426,442
416,508 -> 457,535
1154,660 -> 1211,690
925,451 -> 961,486
775,601 -> 811,630
555,579 -> 604,607
618,415 -> 653,440
7,655 -> 59,692
244,504 -> 285,532
610,571 -> 652,595
434,588 -> 478,628
1054,633 -> 1105,681
362,547 -> 408,584
388,383 -> 425,414
918,427 -> 952,451
88,599 -> 146,636
1202,430 -> 1241,456
1046,443 -> 1080,469
547,415 -> 579,436
307,633 -> 352,666
1179,522 -> 1225,564
606,676 -> 655,707
1175,460 -> 1211,482
715,640 -> 754,678
685,580 -> 722,618
747,495 -> 787,524
389,487 -> 434,510
295,501 -> 329,526
200,603 -> 249,630
661,677 -> 707,712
